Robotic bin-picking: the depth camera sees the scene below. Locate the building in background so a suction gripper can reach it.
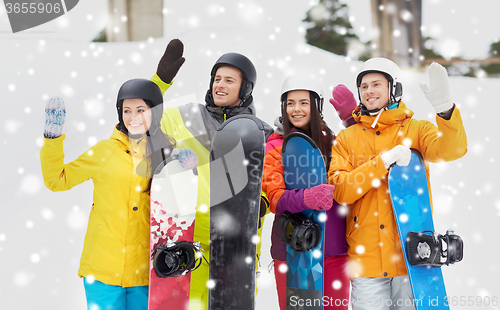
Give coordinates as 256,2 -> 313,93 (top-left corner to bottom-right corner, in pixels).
370,0 -> 423,68
106,0 -> 163,42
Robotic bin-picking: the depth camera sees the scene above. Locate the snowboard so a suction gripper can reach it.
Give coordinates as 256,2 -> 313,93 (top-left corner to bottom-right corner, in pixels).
148,149 -> 199,310
208,114 -> 267,309
281,132 -> 326,310
388,149 -> 449,309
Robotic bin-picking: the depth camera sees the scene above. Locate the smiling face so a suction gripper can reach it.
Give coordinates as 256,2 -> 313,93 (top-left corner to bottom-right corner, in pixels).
122,98 -> 152,135
285,90 -> 312,131
212,66 -> 243,108
359,72 -> 390,110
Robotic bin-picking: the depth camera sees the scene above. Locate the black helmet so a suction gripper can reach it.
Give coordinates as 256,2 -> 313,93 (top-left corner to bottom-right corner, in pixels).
205,52 -> 257,107
116,78 -> 163,136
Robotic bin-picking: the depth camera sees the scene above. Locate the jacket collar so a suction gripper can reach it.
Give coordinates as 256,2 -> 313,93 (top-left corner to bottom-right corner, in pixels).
111,125 -> 148,153
353,101 -> 414,130
205,101 -> 256,123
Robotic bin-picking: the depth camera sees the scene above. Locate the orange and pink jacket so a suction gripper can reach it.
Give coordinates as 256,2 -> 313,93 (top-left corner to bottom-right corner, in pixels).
262,132 -> 348,261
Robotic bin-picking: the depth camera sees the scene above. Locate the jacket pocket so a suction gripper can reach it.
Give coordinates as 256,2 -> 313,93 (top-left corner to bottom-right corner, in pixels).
346,203 -> 361,237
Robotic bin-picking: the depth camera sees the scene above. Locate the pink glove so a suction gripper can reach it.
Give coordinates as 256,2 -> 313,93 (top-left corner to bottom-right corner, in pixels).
329,84 -> 357,128
303,184 -> 335,211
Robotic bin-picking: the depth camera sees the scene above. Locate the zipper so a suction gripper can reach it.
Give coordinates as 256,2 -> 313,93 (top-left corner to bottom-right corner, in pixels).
223,107 -> 228,121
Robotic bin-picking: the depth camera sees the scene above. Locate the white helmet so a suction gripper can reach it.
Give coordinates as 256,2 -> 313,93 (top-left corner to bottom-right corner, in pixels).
356,58 -> 403,112
280,75 -> 324,116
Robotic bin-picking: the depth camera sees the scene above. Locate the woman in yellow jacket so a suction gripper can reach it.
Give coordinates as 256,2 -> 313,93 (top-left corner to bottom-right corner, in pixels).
40,79 -> 175,310
328,59 -> 467,310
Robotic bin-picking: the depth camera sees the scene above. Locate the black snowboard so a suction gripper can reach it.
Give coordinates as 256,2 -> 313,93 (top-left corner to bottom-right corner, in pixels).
208,114 -> 266,309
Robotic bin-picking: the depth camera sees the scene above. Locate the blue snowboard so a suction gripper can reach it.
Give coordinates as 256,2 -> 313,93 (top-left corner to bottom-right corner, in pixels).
282,132 -> 326,310
388,149 -> 449,309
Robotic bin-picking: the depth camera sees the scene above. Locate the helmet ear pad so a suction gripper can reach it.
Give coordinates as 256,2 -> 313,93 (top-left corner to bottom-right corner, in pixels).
394,81 -> 403,101
239,79 -> 254,102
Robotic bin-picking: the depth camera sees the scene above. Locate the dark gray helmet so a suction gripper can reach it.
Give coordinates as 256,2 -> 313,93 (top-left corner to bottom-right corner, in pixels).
116,78 -> 163,136
205,53 -> 257,107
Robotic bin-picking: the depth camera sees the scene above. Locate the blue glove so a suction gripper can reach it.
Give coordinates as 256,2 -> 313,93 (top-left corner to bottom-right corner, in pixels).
44,96 -> 66,139
172,148 -> 198,169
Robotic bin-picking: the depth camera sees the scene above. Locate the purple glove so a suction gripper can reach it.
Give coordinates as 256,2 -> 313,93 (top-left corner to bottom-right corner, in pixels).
329,84 -> 357,128
303,184 -> 335,211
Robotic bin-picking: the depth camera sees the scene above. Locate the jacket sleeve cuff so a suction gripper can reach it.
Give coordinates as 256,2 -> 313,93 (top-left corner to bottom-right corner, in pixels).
151,73 -> 173,96
42,134 -> 65,147
437,103 -> 455,120
276,188 -> 307,215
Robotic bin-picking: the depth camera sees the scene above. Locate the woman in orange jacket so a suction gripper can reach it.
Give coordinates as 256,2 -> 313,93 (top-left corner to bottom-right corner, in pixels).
328,59 -> 467,310
262,76 -> 357,309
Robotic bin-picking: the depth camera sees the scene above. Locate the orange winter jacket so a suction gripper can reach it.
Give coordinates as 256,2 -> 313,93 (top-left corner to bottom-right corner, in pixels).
328,102 -> 467,279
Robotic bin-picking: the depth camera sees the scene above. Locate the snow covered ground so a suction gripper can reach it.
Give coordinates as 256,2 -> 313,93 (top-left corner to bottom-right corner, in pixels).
1,1 -> 499,309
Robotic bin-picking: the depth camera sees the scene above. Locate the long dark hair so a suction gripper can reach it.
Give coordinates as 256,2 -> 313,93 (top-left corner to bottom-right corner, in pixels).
282,91 -> 334,170
143,128 -> 176,193
118,99 -> 176,193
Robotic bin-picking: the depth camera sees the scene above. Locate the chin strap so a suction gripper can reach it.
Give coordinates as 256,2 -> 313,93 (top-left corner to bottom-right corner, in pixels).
363,101 -> 399,128
370,108 -> 387,128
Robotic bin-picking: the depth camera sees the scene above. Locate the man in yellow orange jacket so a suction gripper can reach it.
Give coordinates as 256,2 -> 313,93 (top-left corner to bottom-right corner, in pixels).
328,58 -> 467,310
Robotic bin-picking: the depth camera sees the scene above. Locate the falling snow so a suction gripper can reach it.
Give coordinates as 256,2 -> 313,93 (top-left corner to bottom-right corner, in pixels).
1,1 -> 499,309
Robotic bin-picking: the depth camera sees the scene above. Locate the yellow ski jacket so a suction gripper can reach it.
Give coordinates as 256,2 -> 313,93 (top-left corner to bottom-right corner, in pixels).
40,127 -> 151,287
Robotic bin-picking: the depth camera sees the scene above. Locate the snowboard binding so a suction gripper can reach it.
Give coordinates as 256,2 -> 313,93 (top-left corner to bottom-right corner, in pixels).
152,241 -> 207,277
276,211 -> 321,253
406,230 -> 463,267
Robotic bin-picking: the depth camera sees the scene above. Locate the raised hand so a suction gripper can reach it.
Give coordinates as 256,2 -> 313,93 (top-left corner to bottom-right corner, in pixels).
329,84 -> 357,128
419,62 -> 454,114
44,96 -> 66,139
156,39 -> 186,84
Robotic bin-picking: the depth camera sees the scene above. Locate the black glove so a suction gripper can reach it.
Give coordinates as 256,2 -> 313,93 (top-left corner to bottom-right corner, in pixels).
258,197 -> 269,229
260,197 -> 268,218
156,39 -> 185,84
